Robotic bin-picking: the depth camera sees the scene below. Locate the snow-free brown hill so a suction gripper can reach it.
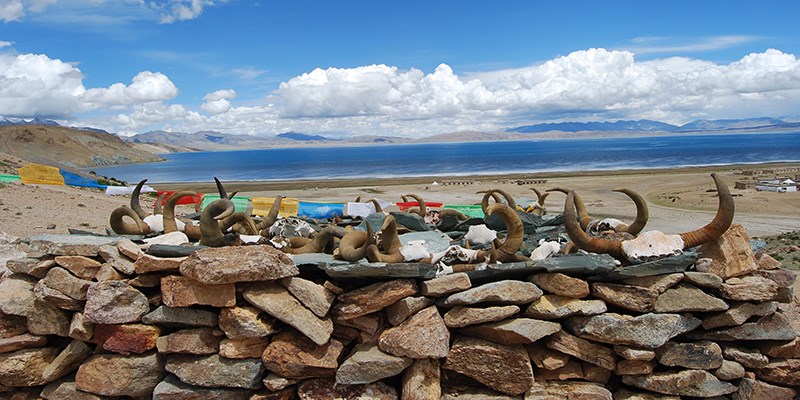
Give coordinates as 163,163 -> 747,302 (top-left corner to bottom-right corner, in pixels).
0,124 -> 165,169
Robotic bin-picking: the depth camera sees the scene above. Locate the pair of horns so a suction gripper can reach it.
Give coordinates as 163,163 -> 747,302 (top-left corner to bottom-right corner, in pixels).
549,186 -> 648,234
564,174 -> 734,261
477,189 -> 517,214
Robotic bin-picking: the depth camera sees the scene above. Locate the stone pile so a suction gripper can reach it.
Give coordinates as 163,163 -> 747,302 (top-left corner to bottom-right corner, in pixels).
0,224 -> 798,399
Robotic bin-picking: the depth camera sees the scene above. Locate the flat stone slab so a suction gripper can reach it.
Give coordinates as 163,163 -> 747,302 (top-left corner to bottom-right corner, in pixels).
243,282 -> 333,346
141,305 -> 219,328
180,245 -> 298,284
593,253 -> 697,281
153,374 -> 251,400
444,335 -> 533,396
323,262 -> 437,279
399,231 -> 451,253
438,280 -> 542,306
146,244 -> 205,257
461,317 -> 561,345
622,370 -> 736,397
700,313 -> 797,341
567,313 -> 702,349
25,235 -> 123,256
466,261 -> 542,281
533,254 -> 617,276
165,354 -> 264,389
336,343 -> 413,385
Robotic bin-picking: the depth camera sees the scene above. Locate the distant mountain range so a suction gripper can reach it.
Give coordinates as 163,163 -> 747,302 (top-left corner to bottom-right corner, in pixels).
276,132 -> 340,141
507,117 -> 800,133
2,115 -> 799,154
0,117 -> 61,127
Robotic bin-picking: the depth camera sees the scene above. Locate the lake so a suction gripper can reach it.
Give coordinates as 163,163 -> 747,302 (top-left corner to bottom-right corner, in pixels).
88,132 -> 800,183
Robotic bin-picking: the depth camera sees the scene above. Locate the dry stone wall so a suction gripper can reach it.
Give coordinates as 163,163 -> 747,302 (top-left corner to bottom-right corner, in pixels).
0,225 -> 798,400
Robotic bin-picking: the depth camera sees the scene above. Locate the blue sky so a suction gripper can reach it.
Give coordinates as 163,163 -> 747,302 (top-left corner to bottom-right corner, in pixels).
1,1 -> 799,137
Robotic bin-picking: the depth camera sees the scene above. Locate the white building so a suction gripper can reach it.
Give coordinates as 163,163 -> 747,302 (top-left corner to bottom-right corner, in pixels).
756,178 -> 797,193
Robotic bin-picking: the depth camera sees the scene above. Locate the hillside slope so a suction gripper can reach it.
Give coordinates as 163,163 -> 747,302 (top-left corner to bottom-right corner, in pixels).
0,125 -> 164,169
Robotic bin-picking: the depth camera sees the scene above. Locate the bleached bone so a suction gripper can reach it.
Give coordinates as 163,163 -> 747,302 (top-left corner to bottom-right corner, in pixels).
464,225 -> 497,245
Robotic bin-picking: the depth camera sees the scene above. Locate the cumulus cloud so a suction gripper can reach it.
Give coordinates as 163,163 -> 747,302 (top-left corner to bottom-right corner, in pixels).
81,71 -> 178,110
0,51 -> 179,119
273,48 -> 800,129
4,47 -> 800,137
201,89 -> 236,114
277,63 -> 493,118
0,40 -> 12,48
0,53 -> 86,117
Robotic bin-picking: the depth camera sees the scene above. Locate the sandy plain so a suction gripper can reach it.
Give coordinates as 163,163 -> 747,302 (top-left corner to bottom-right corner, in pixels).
0,163 -> 798,241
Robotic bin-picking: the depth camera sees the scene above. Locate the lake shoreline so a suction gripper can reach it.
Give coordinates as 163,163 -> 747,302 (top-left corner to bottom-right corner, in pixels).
150,161 -> 800,193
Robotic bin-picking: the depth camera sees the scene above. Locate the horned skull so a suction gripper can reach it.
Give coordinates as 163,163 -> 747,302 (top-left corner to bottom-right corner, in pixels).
564,174 -> 734,264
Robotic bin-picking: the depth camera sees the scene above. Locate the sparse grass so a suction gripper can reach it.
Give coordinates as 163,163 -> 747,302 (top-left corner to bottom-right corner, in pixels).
760,230 -> 800,270
89,171 -> 127,186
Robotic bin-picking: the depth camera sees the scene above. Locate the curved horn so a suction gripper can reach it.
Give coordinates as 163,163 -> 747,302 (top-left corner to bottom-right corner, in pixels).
493,189 -> 517,211
480,203 -> 525,262
354,196 -> 362,203
163,190 -> 198,233
439,208 -> 468,221
153,192 -> 167,215
479,190 -> 503,214
221,212 -> 259,235
679,173 -> 734,249
283,226 -> 338,254
563,191 -> 625,260
379,214 -> 401,253
548,188 -> 590,229
336,224 -> 375,261
405,193 -> 427,217
109,205 -> 150,235
367,198 -> 383,213
214,177 -> 228,199
366,243 -> 406,263
130,179 -> 149,219
257,195 -> 285,232
478,189 -> 517,214
530,187 -> 544,202
612,188 -> 649,234
546,187 -> 569,195
199,198 -> 236,247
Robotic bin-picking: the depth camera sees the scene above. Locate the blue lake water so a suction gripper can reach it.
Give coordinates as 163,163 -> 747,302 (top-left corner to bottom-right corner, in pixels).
88,132 -> 800,183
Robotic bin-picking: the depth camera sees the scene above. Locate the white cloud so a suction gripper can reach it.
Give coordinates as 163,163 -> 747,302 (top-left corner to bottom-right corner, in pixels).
622,35 -> 761,55
0,53 -> 86,117
271,48 -> 800,131
0,0 -> 25,22
0,40 -> 12,48
157,0 -> 223,24
5,47 -> 800,137
277,63 -> 494,119
0,52 -> 179,118
81,71 -> 178,110
201,89 -> 236,114
0,0 -> 224,24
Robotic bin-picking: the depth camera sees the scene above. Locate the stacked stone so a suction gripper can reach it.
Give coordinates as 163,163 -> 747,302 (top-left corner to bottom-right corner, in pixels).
0,224 -> 797,400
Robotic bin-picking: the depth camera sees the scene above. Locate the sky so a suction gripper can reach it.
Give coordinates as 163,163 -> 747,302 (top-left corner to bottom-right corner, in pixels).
1,1 -> 800,138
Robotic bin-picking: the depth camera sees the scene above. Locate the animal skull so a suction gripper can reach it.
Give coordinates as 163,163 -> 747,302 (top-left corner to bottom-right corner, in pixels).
564,174 -> 734,264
